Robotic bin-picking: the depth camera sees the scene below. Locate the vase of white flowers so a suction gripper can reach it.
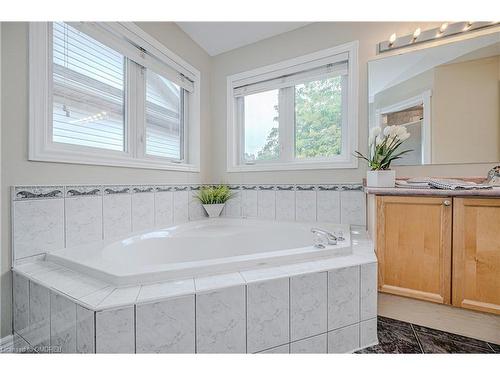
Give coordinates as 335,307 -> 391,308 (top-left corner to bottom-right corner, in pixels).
355,125 -> 412,188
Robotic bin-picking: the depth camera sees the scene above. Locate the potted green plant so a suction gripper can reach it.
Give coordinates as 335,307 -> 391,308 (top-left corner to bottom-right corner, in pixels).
354,125 -> 412,188
195,185 -> 233,218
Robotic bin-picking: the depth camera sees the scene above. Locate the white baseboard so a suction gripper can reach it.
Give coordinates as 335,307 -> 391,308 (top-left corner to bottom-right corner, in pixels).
378,292 -> 500,345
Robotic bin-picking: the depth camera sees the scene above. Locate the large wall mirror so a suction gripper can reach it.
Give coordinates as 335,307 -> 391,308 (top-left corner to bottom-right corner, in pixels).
368,31 -> 500,166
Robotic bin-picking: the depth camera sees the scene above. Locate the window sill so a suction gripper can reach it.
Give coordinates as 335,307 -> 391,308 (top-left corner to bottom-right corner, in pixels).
29,148 -> 200,172
227,159 -> 358,172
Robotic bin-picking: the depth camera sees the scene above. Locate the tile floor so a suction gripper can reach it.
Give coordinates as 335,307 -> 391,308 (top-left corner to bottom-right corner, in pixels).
356,316 -> 500,354
2,316 -> 499,354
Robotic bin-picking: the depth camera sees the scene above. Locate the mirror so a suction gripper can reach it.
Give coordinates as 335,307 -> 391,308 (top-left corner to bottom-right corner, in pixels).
368,31 -> 500,166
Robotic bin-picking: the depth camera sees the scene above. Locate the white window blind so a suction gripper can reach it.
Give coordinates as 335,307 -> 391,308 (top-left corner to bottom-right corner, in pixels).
145,70 -> 184,160
68,22 -> 195,93
233,53 -> 348,97
52,21 -> 126,151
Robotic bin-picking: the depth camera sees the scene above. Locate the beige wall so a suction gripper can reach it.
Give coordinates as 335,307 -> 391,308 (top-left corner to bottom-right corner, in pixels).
0,22 -> 212,338
432,56 -> 500,163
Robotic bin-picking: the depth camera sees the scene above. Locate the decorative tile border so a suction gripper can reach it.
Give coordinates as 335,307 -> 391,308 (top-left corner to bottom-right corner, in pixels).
104,186 -> 130,195
317,185 -> 340,191
156,186 -> 173,192
131,186 -> 154,194
276,185 -> 294,191
65,186 -> 102,197
258,185 -> 275,191
13,183 -> 365,200
295,185 -> 316,191
13,186 -> 64,201
340,185 -> 363,191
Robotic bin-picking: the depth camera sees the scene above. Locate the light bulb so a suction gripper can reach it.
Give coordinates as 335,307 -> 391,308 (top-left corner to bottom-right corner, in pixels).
388,33 -> 397,46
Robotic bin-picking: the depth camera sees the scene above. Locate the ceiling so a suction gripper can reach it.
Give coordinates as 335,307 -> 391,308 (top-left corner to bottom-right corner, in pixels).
176,22 -> 310,56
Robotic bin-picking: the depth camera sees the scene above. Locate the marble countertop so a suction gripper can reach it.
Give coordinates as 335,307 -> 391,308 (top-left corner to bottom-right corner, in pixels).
13,226 -> 376,312
364,185 -> 500,197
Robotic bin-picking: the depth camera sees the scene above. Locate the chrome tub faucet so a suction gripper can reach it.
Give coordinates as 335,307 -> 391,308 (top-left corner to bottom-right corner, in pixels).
311,227 -> 338,247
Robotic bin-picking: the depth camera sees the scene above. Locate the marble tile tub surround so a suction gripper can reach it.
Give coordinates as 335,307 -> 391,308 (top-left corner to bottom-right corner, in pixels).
13,263 -> 377,353
11,183 -> 366,263
12,229 -> 376,353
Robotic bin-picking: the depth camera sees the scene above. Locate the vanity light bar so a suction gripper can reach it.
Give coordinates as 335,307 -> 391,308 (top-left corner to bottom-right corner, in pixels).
378,21 -> 499,53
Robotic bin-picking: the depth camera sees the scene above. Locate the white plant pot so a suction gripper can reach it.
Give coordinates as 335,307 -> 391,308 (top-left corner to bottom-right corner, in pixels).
366,170 -> 396,188
203,203 -> 225,218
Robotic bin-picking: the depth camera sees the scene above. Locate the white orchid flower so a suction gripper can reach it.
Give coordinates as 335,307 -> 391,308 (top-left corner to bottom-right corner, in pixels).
370,126 -> 381,138
395,126 -> 407,137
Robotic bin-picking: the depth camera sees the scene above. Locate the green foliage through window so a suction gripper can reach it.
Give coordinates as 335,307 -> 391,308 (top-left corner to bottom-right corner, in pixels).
295,76 -> 343,158
250,76 -> 344,161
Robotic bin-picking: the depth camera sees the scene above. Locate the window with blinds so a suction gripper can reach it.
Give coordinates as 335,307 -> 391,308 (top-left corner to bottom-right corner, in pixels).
145,70 -> 184,160
232,55 -> 349,165
52,22 -> 126,152
30,22 -> 201,170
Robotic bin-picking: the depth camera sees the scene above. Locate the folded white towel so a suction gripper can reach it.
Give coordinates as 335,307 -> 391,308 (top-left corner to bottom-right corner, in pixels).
428,179 -> 492,190
395,180 -> 430,189
397,178 -> 492,190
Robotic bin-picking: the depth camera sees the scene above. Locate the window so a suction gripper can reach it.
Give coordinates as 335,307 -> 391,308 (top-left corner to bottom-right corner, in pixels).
52,22 -> 126,152
145,70 -> 185,160
30,22 -> 201,171
227,42 -> 358,171
243,89 -> 279,162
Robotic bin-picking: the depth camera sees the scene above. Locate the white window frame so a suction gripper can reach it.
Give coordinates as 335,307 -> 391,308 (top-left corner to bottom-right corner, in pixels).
29,22 -> 201,172
226,41 -> 359,172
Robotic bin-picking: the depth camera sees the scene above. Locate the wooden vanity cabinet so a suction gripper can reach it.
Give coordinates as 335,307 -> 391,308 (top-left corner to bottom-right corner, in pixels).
376,196 -> 452,304
452,198 -> 500,315
376,195 -> 500,315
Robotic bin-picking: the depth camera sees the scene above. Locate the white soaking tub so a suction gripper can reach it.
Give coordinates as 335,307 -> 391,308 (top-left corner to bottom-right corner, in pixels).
46,218 -> 352,286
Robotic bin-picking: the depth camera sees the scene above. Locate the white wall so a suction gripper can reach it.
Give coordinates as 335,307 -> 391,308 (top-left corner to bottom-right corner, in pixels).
209,22 -> 497,184
0,22 -> 212,338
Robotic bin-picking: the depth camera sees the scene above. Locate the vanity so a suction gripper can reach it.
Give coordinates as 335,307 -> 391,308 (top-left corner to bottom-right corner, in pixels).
366,187 -> 500,316
366,26 -> 500,316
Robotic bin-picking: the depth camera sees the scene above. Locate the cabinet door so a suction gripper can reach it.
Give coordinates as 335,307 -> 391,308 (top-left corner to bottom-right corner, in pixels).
377,196 -> 452,304
453,198 -> 500,315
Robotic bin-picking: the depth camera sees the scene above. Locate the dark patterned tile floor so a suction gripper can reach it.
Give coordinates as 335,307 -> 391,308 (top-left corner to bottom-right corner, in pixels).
356,316 -> 499,354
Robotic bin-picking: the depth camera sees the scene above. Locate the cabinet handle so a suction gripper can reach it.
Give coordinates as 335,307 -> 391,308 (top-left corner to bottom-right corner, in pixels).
443,200 -> 451,206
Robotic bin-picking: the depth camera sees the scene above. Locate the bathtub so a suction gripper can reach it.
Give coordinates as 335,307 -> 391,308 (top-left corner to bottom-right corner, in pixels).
46,218 -> 352,286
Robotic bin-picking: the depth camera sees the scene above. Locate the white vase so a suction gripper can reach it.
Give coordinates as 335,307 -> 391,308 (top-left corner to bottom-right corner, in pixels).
203,203 -> 225,218
366,170 -> 396,188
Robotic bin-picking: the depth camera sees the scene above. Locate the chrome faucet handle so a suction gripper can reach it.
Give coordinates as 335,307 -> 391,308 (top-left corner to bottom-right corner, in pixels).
311,228 -> 337,245
335,231 -> 345,241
